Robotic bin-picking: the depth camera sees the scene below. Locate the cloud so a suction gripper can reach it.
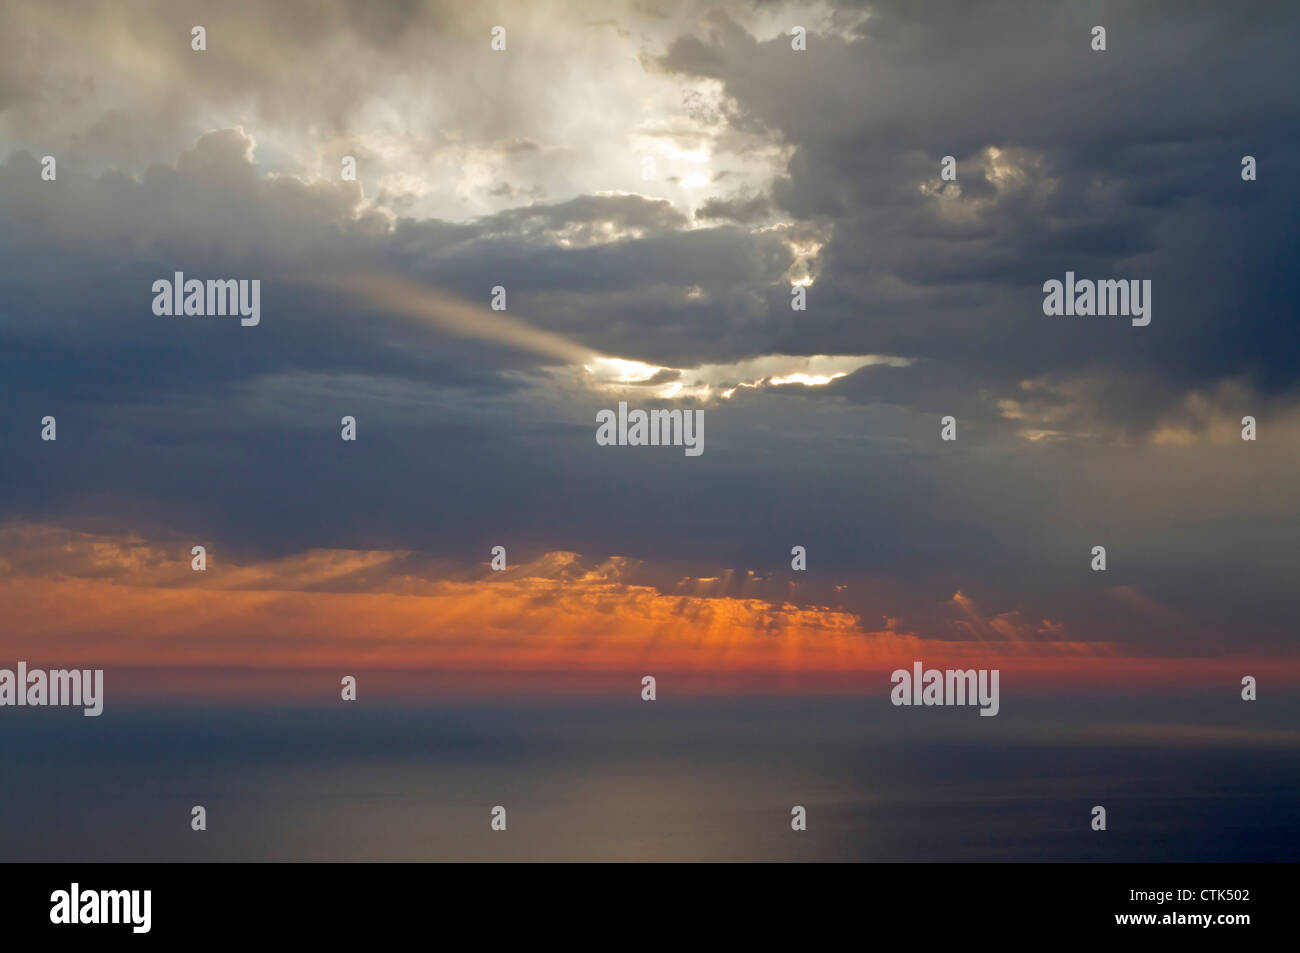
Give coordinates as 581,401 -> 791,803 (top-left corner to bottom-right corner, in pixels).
694,192 -> 770,223
656,2 -> 1300,430
9,522 -> 1285,698
1,0 -> 1297,673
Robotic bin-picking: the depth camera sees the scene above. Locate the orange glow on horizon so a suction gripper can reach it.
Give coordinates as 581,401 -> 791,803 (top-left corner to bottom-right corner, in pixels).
3,522 -> 1297,698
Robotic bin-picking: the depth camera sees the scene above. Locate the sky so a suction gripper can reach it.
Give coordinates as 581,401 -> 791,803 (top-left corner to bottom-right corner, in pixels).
2,0 -> 1298,701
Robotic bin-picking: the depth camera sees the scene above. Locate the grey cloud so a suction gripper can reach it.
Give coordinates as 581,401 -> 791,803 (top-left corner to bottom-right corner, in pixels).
695,192 -> 770,223
656,1 -> 1300,432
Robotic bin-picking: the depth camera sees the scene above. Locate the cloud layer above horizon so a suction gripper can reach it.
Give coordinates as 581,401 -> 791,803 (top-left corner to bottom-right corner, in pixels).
2,0 -> 1298,679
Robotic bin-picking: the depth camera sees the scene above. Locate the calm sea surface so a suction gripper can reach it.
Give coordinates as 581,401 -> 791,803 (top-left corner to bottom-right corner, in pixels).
1,695 -> 1296,861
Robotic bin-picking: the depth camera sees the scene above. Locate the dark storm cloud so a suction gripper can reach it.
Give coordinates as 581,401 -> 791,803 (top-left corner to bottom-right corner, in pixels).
659,0 -> 1300,422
